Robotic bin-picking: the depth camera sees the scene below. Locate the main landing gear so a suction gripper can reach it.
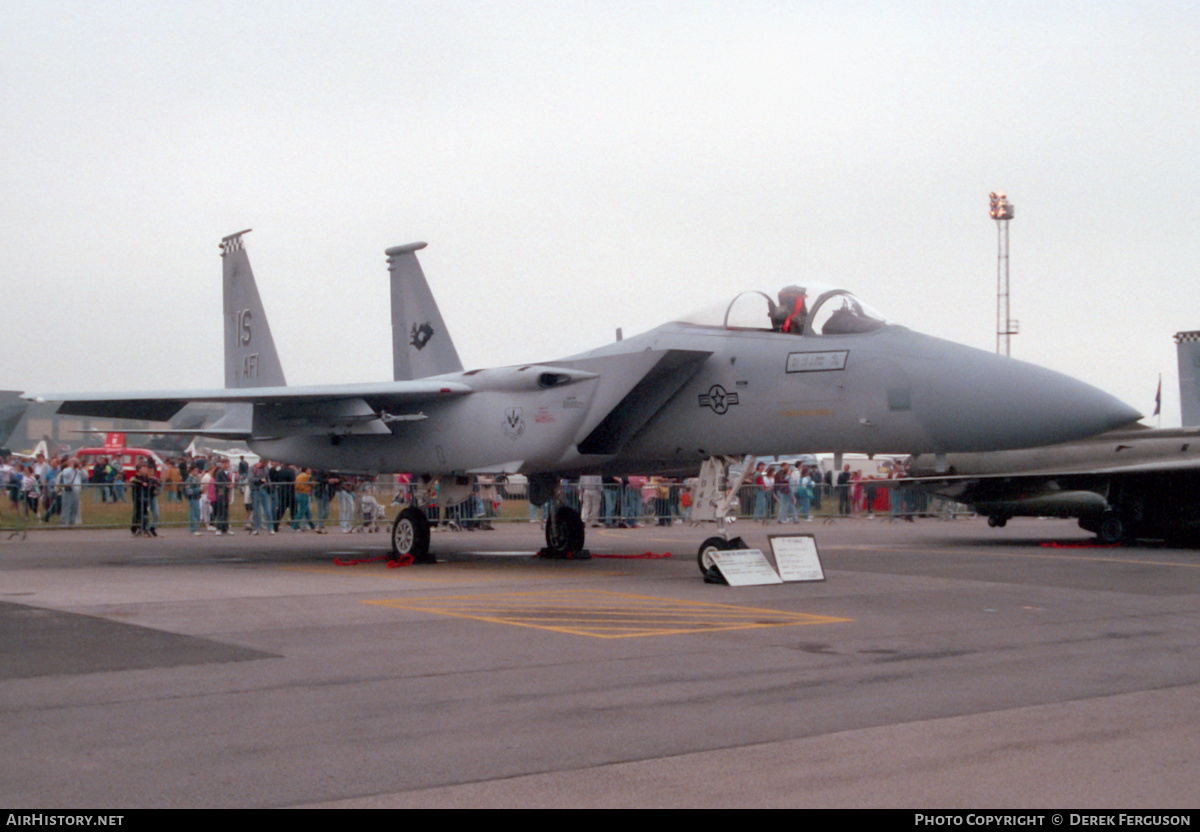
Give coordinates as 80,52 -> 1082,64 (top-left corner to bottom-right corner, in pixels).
543,505 -> 587,559
390,506 -> 433,564
528,473 -> 588,559
1095,512 -> 1126,545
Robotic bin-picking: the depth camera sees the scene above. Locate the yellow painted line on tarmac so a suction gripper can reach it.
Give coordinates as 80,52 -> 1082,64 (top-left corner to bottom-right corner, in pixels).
363,589 -> 851,638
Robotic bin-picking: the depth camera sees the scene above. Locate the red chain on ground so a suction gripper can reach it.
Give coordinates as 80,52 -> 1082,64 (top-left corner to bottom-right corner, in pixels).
1039,541 -> 1122,549
593,552 -> 672,559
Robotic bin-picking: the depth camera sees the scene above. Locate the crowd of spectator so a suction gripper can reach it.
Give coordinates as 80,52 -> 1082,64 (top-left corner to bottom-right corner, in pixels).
0,451 -> 370,536
1,451 -> 933,533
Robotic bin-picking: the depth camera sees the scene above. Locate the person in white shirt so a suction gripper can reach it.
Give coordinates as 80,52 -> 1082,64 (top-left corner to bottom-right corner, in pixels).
58,458 -> 84,526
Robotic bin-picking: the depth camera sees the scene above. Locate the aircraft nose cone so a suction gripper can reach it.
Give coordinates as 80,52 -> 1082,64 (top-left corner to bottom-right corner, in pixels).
919,338 -> 1141,452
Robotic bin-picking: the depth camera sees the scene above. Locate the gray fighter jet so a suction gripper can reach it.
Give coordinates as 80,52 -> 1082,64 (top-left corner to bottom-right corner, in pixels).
30,230 -> 1139,561
908,332 -> 1200,545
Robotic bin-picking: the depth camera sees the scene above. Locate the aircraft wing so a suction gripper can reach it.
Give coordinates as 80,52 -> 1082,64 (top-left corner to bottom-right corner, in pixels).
28,380 -> 474,423
910,458 -> 1200,484
909,455 -> 1200,485
906,427 -> 1200,485
1070,458 -> 1200,475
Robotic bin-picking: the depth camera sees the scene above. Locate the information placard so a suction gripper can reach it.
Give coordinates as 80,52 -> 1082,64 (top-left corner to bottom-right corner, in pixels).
768,534 -> 825,582
711,549 -> 783,585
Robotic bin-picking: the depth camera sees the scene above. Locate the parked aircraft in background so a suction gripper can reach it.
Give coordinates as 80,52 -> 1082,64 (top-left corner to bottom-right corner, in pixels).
8,439 -> 49,464
196,445 -> 260,468
0,391 -> 29,453
30,231 -> 1140,561
908,332 -> 1200,544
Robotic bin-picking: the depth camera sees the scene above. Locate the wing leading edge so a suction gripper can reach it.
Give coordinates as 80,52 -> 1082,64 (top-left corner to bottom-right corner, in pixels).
29,380 -> 473,426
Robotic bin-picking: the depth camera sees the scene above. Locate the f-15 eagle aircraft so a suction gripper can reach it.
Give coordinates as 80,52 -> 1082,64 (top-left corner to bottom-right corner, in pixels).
30,230 -> 1139,562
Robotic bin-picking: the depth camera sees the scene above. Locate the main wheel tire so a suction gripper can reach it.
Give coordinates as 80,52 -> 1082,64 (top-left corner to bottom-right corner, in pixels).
727,536 -> 748,549
545,506 -> 585,556
697,536 -> 727,574
1097,514 -> 1125,544
391,506 -> 432,564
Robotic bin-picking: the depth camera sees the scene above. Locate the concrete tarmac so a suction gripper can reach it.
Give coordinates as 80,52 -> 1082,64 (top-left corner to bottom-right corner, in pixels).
2,515 -> 1199,808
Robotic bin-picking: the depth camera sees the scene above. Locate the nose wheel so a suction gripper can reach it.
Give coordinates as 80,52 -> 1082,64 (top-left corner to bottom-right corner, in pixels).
696,535 -> 747,574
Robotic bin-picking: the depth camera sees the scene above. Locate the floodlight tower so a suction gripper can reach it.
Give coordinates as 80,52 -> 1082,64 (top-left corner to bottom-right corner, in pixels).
989,191 -> 1018,356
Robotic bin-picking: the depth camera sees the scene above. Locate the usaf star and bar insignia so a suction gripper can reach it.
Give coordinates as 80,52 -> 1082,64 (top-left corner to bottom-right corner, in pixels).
699,385 -> 739,415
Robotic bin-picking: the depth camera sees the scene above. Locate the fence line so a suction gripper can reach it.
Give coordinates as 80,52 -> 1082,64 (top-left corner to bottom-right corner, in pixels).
0,478 -> 970,534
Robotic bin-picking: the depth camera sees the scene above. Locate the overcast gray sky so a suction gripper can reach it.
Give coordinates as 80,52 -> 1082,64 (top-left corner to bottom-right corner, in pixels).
3,1 -> 1196,425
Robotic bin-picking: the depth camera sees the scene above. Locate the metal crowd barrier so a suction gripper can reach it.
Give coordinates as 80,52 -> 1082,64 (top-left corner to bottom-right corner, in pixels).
0,477 -> 970,534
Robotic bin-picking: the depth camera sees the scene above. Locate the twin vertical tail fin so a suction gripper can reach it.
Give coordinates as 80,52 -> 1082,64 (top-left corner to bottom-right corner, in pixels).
218,232 -> 459,387
1176,331 -> 1200,427
221,229 -> 287,390
216,229 -> 285,438
387,242 -> 463,380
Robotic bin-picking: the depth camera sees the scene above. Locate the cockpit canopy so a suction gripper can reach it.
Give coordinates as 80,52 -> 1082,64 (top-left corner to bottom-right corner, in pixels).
676,282 -> 888,336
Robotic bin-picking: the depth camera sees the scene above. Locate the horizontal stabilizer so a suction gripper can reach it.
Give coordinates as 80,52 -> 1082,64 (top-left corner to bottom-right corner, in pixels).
114,427 -> 255,441
52,398 -> 186,423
